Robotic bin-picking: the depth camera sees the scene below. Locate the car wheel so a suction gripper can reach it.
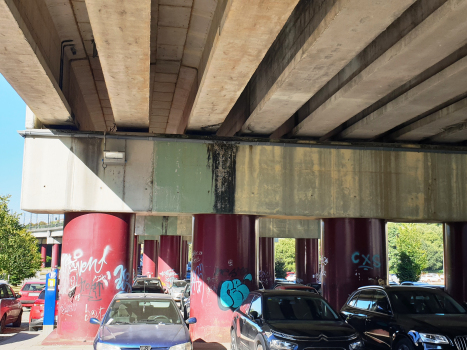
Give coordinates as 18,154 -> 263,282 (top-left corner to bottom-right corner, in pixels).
0,315 -> 6,334
12,310 -> 22,327
257,343 -> 264,350
231,329 -> 237,350
395,338 -> 415,350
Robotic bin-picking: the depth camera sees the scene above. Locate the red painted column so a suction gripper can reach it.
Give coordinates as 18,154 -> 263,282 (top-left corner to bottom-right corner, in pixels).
322,218 -> 387,310
158,236 -> 182,288
295,238 -> 319,285
444,223 -> 467,303
259,237 -> 274,289
142,240 -> 157,278
51,244 -> 60,269
191,214 -> 257,343
132,236 -> 138,278
181,241 -> 188,279
57,213 -> 134,341
137,243 -> 142,268
40,245 -> 46,268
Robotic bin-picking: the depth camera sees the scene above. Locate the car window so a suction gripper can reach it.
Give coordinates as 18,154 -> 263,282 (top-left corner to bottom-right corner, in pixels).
173,281 -> 187,288
249,296 -> 262,318
389,290 -> 466,315
355,290 -> 374,310
371,291 -> 392,314
21,283 -> 45,291
264,296 -> 339,321
7,287 -> 14,298
239,294 -> 255,314
348,292 -> 360,307
0,285 -> 8,299
38,290 -> 46,300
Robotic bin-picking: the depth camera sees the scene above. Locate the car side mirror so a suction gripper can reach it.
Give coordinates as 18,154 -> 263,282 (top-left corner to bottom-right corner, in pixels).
89,318 -> 101,325
15,294 -> 21,299
186,317 -> 197,325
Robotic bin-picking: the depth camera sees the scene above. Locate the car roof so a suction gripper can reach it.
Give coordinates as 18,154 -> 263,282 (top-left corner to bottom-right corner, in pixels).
115,293 -> 174,300
252,289 -> 322,297
23,280 -> 45,284
357,285 -> 443,292
135,277 -> 161,281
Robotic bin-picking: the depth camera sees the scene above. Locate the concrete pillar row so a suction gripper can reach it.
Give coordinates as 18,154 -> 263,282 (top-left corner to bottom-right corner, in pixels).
295,238 -> 319,285
143,240 -> 158,278
322,218 -> 387,310
181,240 -> 189,279
40,244 -> 46,268
190,214 -> 257,343
259,237 -> 275,289
444,223 -> 467,303
158,236 -> 181,288
132,235 -> 138,278
57,212 -> 134,341
51,244 -> 60,269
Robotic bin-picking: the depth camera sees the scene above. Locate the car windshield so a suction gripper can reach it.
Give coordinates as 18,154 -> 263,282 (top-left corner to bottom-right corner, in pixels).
22,283 -> 45,291
134,279 -> 162,287
104,299 -> 182,325
389,290 -> 466,314
38,290 -> 45,300
173,281 -> 187,288
264,296 -> 339,321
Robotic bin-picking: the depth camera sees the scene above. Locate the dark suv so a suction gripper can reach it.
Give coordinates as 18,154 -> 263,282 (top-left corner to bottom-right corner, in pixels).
340,285 -> 467,350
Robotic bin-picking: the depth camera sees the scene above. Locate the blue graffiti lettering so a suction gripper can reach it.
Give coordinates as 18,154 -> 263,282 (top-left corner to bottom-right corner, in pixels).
219,273 -> 252,309
352,252 -> 382,271
351,252 -> 360,263
373,254 -> 381,268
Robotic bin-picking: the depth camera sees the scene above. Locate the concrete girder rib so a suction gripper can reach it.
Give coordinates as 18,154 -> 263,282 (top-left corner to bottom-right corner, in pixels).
294,0 -> 467,138
0,0 -> 73,125
241,0 -> 416,135
187,0 -> 300,132
85,0 -> 151,129
341,55 -> 467,140
430,121 -> 467,143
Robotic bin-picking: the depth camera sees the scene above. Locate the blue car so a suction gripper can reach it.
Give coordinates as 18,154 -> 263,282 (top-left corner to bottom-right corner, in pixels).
90,293 -> 196,350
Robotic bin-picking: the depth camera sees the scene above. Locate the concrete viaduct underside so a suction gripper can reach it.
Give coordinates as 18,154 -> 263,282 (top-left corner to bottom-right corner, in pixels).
3,0 -> 467,343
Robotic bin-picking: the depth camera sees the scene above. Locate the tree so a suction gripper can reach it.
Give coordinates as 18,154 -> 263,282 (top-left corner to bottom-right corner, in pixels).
393,223 -> 428,282
0,196 -> 42,285
274,260 -> 286,279
275,238 -> 295,277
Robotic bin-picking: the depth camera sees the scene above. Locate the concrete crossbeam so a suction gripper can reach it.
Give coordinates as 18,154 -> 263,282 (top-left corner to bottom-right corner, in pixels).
341,55 -> 467,139
430,121 -> 467,143
187,0 -> 299,131
294,0 -> 467,138
136,216 -> 192,237
241,0 -> 415,135
85,0 -> 151,129
0,0 -> 73,126
257,219 -> 320,239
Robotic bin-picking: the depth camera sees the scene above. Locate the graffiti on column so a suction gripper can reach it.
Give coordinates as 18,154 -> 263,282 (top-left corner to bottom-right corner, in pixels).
319,256 -> 328,283
259,270 -> 273,288
218,273 -> 252,310
192,263 -> 205,303
160,269 -> 179,288
351,252 -> 381,271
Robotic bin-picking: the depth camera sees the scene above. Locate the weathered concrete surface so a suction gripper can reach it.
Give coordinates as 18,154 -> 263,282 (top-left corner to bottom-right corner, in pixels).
392,98 -> 467,141
430,121 -> 467,143
341,55 -> 467,139
257,218 -> 320,239
85,0 -> 151,128
135,216 -> 192,237
187,0 -> 299,131
294,0 -> 467,138
0,0 -> 73,125
241,0 -> 415,135
21,132 -> 467,221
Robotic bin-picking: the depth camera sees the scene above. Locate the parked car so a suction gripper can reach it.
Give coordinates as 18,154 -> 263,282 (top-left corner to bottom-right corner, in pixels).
0,282 -> 22,333
90,293 -> 197,350
231,290 -> 362,350
285,272 -> 296,282
180,284 -> 191,319
340,285 -> 467,350
274,283 -> 318,293
28,289 -> 59,331
170,280 -> 188,307
132,277 -> 165,294
18,280 -> 45,307
401,281 -> 432,286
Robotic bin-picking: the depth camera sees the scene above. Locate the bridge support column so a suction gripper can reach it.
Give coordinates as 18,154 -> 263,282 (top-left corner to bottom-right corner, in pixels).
259,237 -> 275,289
51,244 -> 60,269
322,218 -> 387,310
57,212 -> 134,341
181,240 -> 188,279
444,223 -> 467,303
295,238 -> 319,285
142,240 -> 158,278
158,235 -> 181,288
190,214 -> 257,343
132,236 -> 138,277
40,244 -> 46,268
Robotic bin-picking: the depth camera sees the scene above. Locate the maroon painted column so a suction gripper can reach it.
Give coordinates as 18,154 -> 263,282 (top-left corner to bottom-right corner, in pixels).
158,235 -> 182,288
132,236 -> 138,278
259,237 -> 275,289
137,243 -> 142,268
57,213 -> 134,341
322,218 -> 387,310
51,244 -> 60,269
181,240 -> 188,279
191,214 -> 257,343
295,238 -> 319,285
40,244 -> 46,268
142,240 -> 157,278
444,223 -> 467,303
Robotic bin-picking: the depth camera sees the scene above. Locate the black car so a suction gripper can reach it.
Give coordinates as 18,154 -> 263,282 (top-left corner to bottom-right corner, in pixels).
231,290 -> 363,350
131,277 -> 164,293
180,283 -> 191,319
340,285 -> 467,350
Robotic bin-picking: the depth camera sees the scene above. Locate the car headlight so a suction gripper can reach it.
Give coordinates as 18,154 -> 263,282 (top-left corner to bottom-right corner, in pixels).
169,342 -> 192,350
96,343 -> 121,350
270,339 -> 297,350
349,340 -> 364,350
419,334 -> 450,344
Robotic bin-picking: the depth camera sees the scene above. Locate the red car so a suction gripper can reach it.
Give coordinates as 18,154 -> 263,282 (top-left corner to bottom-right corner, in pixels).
18,281 -> 45,307
0,282 -> 23,333
274,284 -> 318,293
29,289 -> 59,331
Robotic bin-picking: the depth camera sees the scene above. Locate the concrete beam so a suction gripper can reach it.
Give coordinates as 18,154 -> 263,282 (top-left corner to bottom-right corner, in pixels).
341,55 -> 467,139
430,121 -> 467,143
0,0 -> 73,126
293,0 -> 467,138
187,0 -> 299,131
85,0 -> 151,129
257,219 -> 320,239
21,131 -> 467,221
239,0 -> 415,135
136,216 -> 192,237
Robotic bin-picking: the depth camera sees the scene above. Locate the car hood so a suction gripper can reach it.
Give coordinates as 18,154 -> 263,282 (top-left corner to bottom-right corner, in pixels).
397,314 -> 467,337
267,320 -> 357,339
171,288 -> 185,294
100,323 -> 189,347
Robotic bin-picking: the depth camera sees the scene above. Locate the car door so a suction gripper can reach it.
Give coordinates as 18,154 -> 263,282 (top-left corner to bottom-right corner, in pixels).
236,294 -> 255,350
6,286 -> 21,320
245,296 -> 263,349
364,291 -> 393,350
0,285 -> 13,323
345,289 -> 374,336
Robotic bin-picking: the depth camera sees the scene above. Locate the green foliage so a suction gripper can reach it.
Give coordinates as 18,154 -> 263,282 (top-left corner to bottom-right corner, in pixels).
275,238 -> 295,277
0,196 -> 42,285
274,260 -> 286,279
390,223 -> 428,282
